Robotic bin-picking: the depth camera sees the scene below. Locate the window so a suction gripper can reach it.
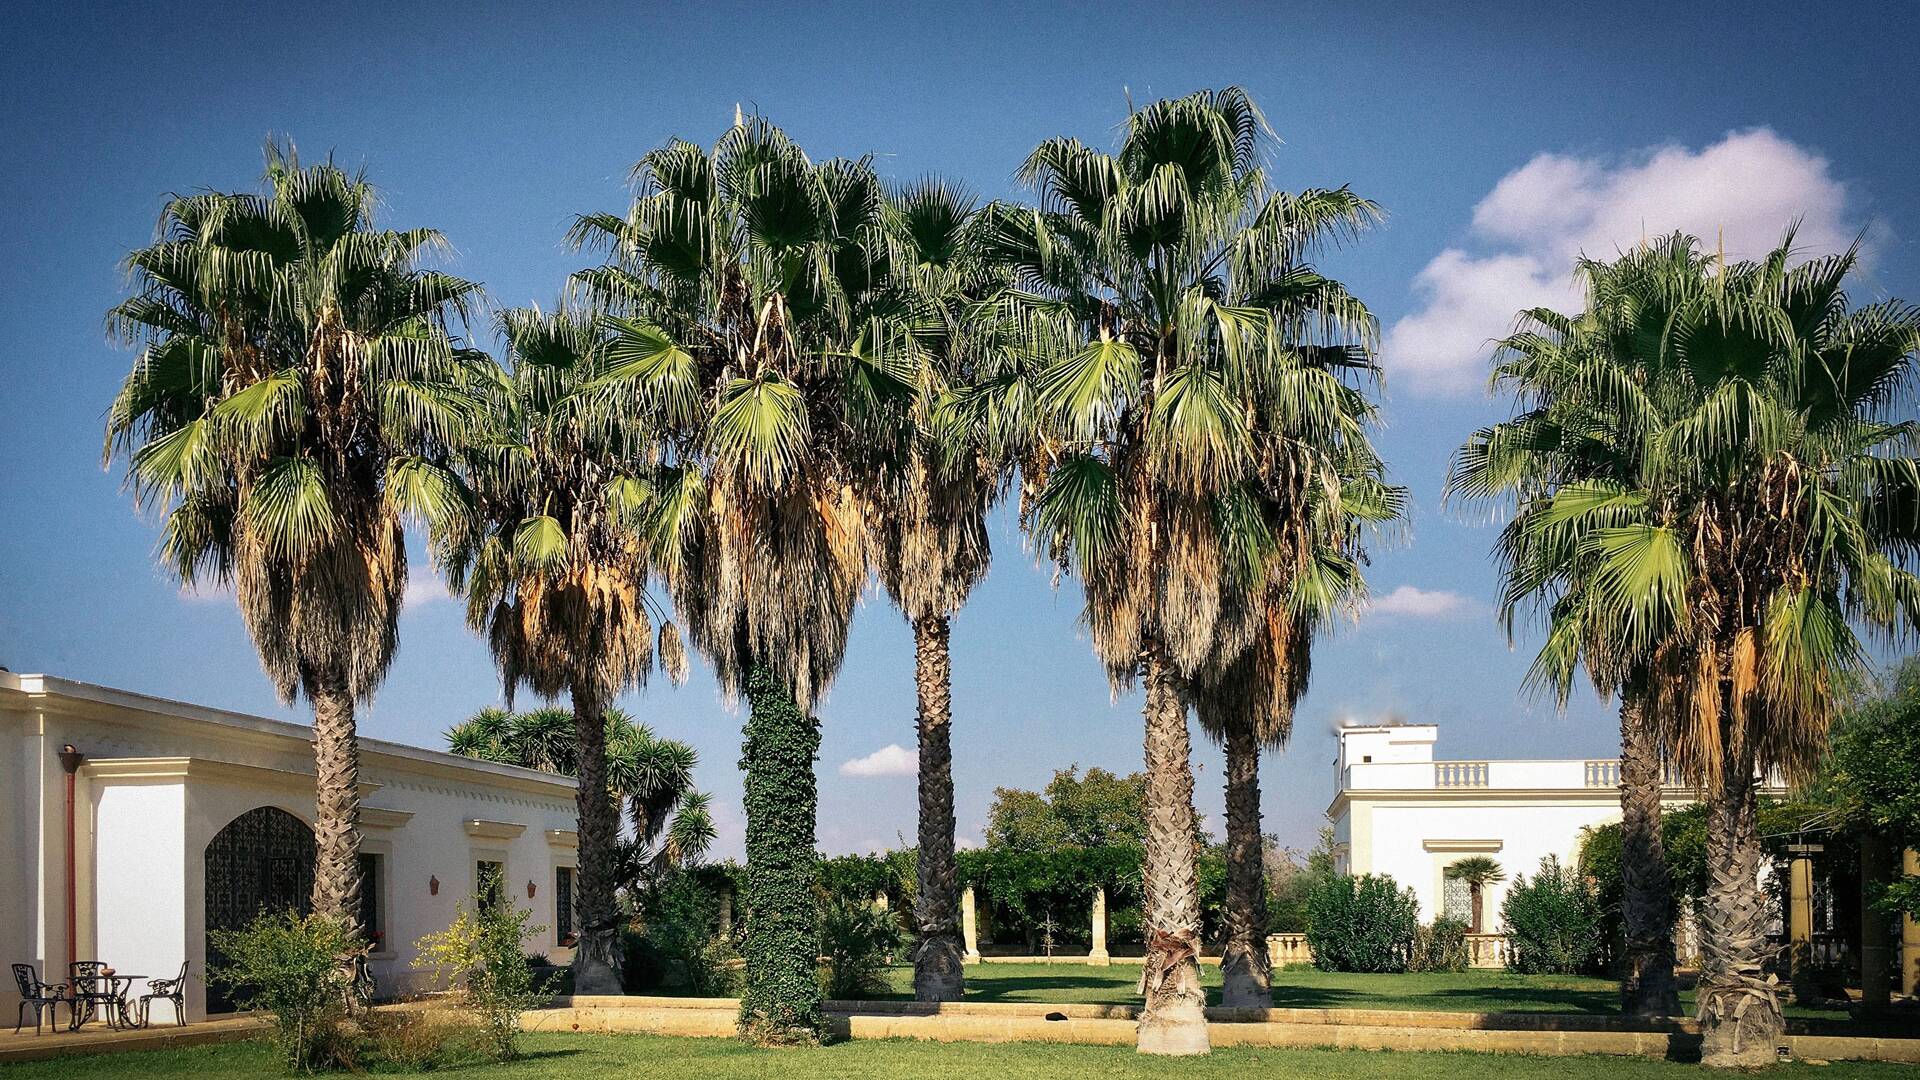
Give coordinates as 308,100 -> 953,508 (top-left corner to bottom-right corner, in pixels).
357,853 -> 384,946
1442,876 -> 1471,923
477,860 -> 505,915
555,867 -> 575,946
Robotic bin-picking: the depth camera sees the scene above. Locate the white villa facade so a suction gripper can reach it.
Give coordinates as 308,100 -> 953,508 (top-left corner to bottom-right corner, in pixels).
1326,722 -> 1782,927
2,672 -> 581,1023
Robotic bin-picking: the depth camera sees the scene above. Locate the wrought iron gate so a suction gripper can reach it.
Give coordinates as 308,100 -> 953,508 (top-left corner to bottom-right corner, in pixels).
203,806 -> 315,1012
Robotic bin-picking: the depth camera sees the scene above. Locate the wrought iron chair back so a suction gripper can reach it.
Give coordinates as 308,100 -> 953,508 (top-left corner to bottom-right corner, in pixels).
138,961 -> 191,1028
10,963 -> 69,1035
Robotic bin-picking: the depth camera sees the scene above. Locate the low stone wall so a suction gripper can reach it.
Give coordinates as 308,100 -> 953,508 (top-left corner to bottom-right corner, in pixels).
529,995 -> 1920,1063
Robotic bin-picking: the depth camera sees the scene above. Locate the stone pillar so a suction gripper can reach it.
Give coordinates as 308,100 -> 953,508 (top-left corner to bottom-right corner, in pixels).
1089,887 -> 1111,966
962,886 -> 981,963
718,888 -> 734,938
1861,834 -> 1893,1010
1787,848 -> 1816,1003
1903,849 -> 1920,998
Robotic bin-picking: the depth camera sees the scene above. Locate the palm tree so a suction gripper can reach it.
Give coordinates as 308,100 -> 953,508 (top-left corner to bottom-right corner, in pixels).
1193,540 -> 1380,1008
1444,856 -> 1506,933
995,88 -> 1390,1054
105,143 -> 486,922
1450,243 -> 1686,1016
444,307 -> 688,993
866,180 -> 1002,1002
568,117 -> 918,1042
1453,233 -> 1920,1065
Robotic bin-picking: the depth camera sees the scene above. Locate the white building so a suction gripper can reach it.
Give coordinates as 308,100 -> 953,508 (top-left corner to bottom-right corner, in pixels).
1326,723 -> 1780,927
2,672 -> 581,1024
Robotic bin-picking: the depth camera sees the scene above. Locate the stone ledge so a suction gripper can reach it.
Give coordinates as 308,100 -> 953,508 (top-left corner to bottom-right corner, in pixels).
518,1000 -> 1920,1063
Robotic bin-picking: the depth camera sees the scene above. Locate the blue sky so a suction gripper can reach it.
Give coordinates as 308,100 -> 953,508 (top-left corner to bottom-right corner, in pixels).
4,1 -> 1917,859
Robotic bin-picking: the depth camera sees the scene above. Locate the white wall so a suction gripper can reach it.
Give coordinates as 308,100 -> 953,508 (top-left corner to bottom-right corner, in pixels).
1362,799 -> 1624,923
93,781 -> 188,1023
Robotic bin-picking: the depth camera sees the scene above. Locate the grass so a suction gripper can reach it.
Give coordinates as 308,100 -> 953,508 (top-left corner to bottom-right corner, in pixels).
869,963 -> 1853,1019
2,1033 -> 1912,1079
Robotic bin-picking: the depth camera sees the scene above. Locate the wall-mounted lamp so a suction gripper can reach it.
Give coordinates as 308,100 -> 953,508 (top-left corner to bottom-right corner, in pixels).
429,875 -> 440,896
527,879 -> 537,899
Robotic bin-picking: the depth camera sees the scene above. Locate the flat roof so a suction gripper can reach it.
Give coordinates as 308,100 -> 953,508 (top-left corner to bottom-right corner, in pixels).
0,670 -> 576,793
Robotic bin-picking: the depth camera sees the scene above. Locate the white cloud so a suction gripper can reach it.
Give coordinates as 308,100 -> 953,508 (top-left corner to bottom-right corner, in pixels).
402,577 -> 453,612
838,743 -> 916,778
1384,129 -> 1857,395
1366,585 -> 1472,619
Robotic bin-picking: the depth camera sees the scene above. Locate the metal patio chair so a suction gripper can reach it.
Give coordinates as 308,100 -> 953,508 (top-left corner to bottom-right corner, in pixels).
9,963 -> 69,1035
136,961 -> 190,1028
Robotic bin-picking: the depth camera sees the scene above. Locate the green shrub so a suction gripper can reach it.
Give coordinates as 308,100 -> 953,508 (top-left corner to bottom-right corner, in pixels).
207,911 -> 358,1073
631,874 -> 738,995
413,882 -> 554,1062
1501,855 -> 1604,975
1408,916 -> 1471,973
1304,873 -> 1418,973
818,895 -> 901,999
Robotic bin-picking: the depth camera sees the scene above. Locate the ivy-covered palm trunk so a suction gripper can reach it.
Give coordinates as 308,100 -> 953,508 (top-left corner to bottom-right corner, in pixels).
1697,731 -> 1783,1067
1136,641 -> 1210,1055
569,683 -> 625,995
1616,687 -> 1679,1016
308,671 -> 363,923
739,662 -> 824,1043
912,615 -> 966,1002
1219,717 -> 1271,1009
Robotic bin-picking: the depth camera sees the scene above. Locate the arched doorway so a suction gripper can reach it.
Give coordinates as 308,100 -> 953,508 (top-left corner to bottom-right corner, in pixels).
203,806 -> 315,1012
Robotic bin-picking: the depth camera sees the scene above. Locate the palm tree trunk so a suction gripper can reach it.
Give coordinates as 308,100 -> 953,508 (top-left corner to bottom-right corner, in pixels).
1136,640 -> 1210,1055
1219,716 -> 1270,1009
1697,735 -> 1783,1067
569,682 -> 625,995
1617,686 -> 1680,1016
309,673 -> 363,923
739,661 -> 824,1044
911,615 -> 965,1002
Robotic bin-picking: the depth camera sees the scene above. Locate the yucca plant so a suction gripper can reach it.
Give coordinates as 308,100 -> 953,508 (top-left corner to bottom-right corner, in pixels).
105,143 -> 488,922
445,705 -> 709,963
568,117 -> 919,1043
443,307 -> 690,992
1453,232 -> 1920,1065
992,87 -> 1393,1053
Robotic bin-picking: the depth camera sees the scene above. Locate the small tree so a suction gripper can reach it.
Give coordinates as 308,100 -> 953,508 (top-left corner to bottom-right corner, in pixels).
413,875 -> 553,1062
1501,855 -> 1603,975
207,912 -> 359,1073
1444,856 -> 1506,933
1304,874 -> 1418,973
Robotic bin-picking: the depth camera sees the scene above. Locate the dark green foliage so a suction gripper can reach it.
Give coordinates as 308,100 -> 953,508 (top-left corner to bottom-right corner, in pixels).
1304,874 -> 1418,973
1501,856 -> 1604,975
817,851 -> 915,911
738,664 -> 824,1043
984,766 -> 1148,851
1269,828 -> 1338,933
629,874 -> 739,995
958,845 -> 1142,951
207,912 -> 359,1073
818,896 -> 902,998
1408,917 -> 1471,973
1830,659 -> 1920,917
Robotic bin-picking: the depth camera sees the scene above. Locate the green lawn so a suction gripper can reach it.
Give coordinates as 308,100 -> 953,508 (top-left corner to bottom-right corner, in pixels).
871,963 -> 1852,1019
3,1034 -> 1912,1080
